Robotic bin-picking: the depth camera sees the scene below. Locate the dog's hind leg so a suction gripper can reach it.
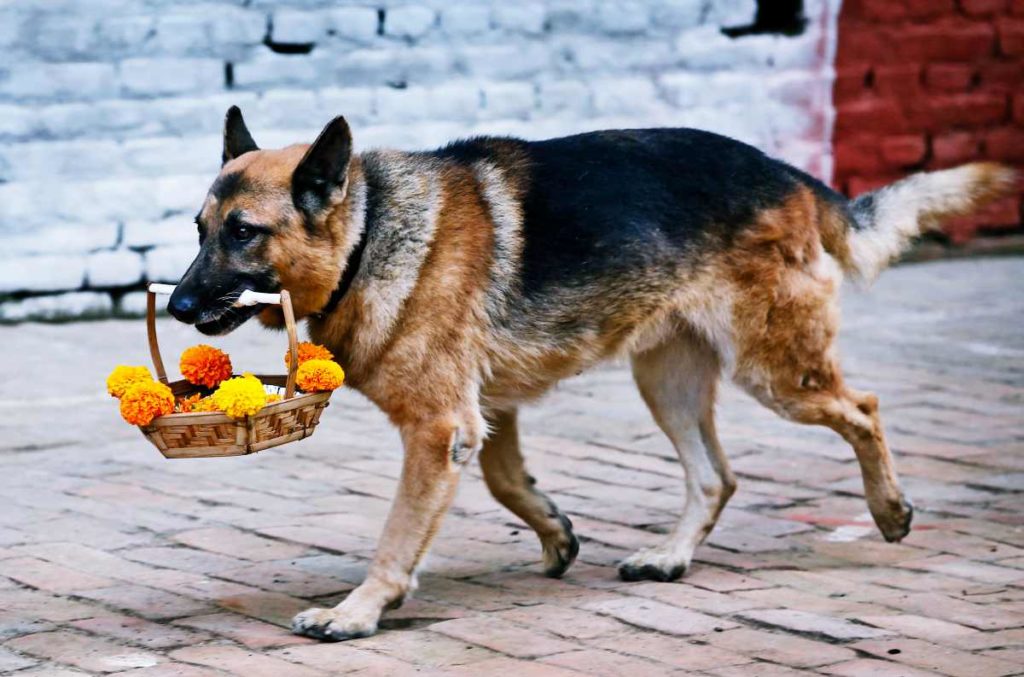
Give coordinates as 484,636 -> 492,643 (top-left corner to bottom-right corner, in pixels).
728,232 -> 912,542
479,408 -> 579,578
619,329 -> 736,582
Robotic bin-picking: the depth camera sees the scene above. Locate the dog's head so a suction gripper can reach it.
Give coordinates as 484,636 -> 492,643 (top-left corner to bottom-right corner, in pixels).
168,107 -> 356,335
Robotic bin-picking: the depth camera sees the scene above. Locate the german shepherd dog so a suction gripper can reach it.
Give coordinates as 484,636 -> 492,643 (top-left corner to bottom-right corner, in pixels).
169,107 -> 1015,641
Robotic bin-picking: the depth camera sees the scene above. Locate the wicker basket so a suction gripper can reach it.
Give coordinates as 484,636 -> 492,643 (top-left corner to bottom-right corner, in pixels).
139,285 -> 332,459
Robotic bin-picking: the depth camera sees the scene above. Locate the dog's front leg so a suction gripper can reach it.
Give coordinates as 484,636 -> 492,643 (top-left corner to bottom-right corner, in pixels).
292,413 -> 482,641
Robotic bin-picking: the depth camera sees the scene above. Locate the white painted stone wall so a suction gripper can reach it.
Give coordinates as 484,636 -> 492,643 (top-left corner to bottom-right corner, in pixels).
0,0 -> 840,321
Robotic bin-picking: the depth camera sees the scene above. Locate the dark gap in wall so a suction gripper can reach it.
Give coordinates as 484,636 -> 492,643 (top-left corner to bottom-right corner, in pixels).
722,0 -> 806,38
377,9 -> 386,36
263,38 -> 315,55
224,62 -> 234,89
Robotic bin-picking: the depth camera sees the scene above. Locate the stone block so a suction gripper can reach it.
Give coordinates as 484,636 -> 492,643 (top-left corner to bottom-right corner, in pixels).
0,104 -> 39,139
426,82 -> 481,120
86,249 -> 145,287
0,254 -> 86,293
537,80 -> 592,116
442,5 -> 491,35
145,245 -> 198,283
0,62 -> 119,101
317,87 -> 375,123
272,10 -> 322,44
120,58 -> 224,97
326,7 -> 379,43
2,223 -> 120,256
596,1 -> 650,34
123,216 -> 196,249
481,82 -> 535,119
96,15 -> 156,52
30,14 -> 98,60
493,3 -> 546,34
460,44 -> 548,79
384,6 -> 436,40
592,77 -> 660,116
233,53 -> 329,89
0,291 -> 113,321
116,291 -> 152,317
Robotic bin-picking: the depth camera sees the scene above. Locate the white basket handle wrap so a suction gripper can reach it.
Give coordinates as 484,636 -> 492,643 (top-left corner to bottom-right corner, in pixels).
146,284 -> 282,307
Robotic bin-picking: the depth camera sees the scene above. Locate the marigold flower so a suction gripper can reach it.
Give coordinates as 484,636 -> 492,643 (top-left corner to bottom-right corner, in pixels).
191,396 -> 220,413
180,344 -> 233,388
212,373 -> 267,419
285,342 -> 334,369
176,393 -> 202,413
296,359 -> 345,392
120,380 -> 175,426
266,393 -> 282,404
106,365 -> 153,398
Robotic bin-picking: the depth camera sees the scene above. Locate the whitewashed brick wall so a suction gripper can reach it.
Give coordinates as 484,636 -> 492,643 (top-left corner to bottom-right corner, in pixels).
0,0 -> 840,321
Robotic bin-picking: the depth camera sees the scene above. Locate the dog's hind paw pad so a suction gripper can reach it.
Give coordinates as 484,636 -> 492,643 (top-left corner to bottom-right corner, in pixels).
618,549 -> 688,582
291,607 -> 377,642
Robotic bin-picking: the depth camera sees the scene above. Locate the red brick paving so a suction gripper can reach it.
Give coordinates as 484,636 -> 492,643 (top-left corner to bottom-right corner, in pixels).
0,258 -> 1022,674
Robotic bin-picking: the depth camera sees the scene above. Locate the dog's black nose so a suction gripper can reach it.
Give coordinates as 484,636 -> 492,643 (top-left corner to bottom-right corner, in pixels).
168,291 -> 200,323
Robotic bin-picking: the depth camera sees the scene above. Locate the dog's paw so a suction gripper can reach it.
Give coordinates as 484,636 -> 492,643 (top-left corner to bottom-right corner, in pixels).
618,548 -> 688,582
291,607 -> 378,642
874,495 -> 914,543
542,512 -> 580,578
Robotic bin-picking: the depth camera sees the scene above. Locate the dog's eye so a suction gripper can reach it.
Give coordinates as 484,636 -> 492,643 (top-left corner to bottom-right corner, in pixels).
231,224 -> 255,242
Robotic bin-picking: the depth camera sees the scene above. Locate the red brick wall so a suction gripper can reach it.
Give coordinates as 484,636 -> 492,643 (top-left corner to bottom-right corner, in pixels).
833,0 -> 1024,243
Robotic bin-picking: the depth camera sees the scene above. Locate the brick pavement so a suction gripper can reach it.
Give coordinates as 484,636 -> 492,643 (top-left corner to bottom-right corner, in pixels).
0,257 -> 1022,675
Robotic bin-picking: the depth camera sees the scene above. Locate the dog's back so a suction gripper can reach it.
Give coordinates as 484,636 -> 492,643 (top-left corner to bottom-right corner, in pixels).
434,129 -> 810,296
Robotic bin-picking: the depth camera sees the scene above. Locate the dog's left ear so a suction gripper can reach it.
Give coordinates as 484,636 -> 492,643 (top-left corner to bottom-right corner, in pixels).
292,116 -> 353,218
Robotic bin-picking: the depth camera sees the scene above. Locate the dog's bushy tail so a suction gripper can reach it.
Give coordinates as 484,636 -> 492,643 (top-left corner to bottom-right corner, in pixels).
827,162 -> 1018,282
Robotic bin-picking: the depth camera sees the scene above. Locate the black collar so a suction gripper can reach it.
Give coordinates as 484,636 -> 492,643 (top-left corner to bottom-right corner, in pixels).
314,225 -> 368,319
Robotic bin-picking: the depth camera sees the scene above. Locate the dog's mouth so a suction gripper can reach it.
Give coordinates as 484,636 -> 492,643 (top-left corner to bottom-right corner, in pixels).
195,302 -> 264,336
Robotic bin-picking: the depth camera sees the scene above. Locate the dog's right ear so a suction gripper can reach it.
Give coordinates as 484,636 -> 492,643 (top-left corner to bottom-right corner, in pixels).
222,106 -> 258,166
292,116 -> 353,218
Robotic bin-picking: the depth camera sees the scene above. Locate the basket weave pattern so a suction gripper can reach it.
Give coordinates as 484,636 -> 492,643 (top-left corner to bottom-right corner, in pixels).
141,383 -> 330,458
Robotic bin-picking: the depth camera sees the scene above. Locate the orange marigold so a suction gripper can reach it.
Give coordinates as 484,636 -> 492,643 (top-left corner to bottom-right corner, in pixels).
120,380 -> 175,426
180,344 -> 233,388
296,359 -> 345,392
285,342 -> 334,369
106,365 -> 153,398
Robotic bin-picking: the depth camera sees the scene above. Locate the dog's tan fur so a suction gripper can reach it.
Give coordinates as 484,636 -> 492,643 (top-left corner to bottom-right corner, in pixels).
177,110 -> 1017,641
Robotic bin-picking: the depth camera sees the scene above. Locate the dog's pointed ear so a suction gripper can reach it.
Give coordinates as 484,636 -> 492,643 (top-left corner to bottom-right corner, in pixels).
292,116 -> 352,217
222,106 -> 258,165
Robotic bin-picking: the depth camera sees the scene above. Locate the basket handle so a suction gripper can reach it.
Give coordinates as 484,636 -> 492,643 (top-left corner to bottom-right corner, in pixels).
146,284 -> 300,399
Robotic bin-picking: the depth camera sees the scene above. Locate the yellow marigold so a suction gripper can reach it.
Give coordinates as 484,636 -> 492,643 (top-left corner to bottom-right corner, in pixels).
180,344 -> 233,389
120,380 -> 175,426
296,359 -> 345,392
285,342 -> 334,369
176,393 -> 202,413
266,393 -> 282,404
191,396 -> 220,413
212,373 -> 266,419
106,365 -> 153,398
